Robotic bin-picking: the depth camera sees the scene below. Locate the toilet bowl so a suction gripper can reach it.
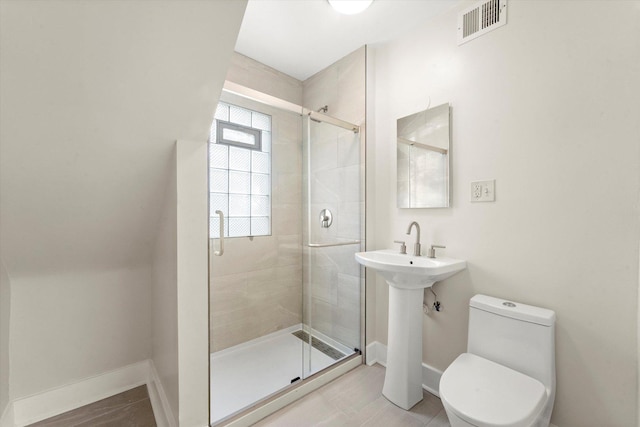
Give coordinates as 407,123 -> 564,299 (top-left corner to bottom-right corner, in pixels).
439,295 -> 556,427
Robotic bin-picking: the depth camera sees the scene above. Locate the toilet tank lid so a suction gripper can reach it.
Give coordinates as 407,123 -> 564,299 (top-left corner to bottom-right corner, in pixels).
470,295 -> 556,326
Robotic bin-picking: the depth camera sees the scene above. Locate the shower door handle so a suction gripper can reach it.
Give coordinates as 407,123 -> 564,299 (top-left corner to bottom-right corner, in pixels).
213,210 -> 225,256
307,240 -> 360,248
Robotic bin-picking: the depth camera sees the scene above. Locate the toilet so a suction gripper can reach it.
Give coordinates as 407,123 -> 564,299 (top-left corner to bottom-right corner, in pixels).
439,294 -> 556,427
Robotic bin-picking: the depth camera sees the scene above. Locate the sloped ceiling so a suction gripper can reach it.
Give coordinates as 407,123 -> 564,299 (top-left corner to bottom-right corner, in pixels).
0,0 -> 247,276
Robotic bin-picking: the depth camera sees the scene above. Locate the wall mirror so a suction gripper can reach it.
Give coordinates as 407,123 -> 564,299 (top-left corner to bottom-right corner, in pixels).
397,103 -> 450,208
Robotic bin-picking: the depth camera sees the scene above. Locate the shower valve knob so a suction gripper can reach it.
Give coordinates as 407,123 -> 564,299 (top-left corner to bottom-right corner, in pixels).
319,208 -> 333,228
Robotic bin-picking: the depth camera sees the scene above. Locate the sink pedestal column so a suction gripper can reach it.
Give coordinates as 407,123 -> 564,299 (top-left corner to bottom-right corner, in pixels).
382,285 -> 424,410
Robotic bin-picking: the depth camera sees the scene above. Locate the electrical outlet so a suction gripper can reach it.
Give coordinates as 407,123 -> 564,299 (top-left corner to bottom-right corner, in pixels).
470,180 -> 495,202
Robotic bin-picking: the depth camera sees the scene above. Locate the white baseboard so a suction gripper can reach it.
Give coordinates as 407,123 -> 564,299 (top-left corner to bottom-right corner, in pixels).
0,403 -> 14,427
7,359 -> 173,427
146,360 -> 177,427
365,341 -> 387,366
421,362 -> 443,397
365,341 -> 441,396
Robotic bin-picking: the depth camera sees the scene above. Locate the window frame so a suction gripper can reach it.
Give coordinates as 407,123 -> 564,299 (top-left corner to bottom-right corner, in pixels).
209,102 -> 272,239
216,120 -> 262,151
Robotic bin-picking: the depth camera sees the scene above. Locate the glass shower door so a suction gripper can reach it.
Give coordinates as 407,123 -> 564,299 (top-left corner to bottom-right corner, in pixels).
302,113 -> 363,378
209,94 -> 305,425
209,88 -> 364,425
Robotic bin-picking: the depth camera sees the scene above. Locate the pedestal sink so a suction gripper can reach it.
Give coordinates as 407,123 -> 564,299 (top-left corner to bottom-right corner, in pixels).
355,249 -> 466,410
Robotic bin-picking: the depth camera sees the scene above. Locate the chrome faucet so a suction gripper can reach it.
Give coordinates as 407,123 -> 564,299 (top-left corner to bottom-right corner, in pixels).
406,221 -> 421,256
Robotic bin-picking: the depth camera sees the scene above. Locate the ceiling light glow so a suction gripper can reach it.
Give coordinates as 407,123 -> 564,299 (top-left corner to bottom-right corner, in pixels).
328,0 -> 373,15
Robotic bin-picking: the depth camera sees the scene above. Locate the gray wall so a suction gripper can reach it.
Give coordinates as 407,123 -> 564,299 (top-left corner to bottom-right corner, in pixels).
151,152 -> 179,424
0,0 -> 245,418
226,53 -> 303,106
9,269 -> 150,399
0,257 -> 10,418
369,1 -> 639,426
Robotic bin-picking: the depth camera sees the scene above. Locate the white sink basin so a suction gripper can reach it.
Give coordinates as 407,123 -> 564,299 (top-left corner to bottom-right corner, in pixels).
355,248 -> 466,410
355,249 -> 466,289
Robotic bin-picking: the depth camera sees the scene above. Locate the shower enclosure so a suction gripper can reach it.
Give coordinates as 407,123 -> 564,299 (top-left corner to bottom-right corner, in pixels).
208,88 -> 364,425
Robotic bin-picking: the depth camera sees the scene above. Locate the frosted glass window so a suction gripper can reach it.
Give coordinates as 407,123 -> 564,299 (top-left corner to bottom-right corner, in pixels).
251,173 -> 269,196
215,104 -> 230,121
223,128 -> 256,146
228,146 -> 251,172
229,194 -> 251,217
252,112 -> 271,131
229,105 -> 252,127
251,195 -> 270,217
229,171 -> 250,194
252,151 -> 270,174
218,121 -> 262,151
210,193 -> 228,217
262,131 -> 271,153
209,102 -> 271,238
209,215 -> 229,239
251,217 -> 270,236
228,217 -> 251,237
209,169 -> 228,193
209,144 -> 228,169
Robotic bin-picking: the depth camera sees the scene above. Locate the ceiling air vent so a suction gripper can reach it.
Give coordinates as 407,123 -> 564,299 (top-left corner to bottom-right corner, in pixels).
457,0 -> 507,46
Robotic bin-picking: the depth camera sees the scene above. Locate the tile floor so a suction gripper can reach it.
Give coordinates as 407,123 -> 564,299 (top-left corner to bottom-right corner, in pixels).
29,363 -> 450,427
27,385 -> 156,427
255,363 -> 451,427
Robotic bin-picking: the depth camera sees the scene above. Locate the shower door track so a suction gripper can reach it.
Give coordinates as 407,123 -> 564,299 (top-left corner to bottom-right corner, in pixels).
307,111 -> 359,133
223,80 -> 360,133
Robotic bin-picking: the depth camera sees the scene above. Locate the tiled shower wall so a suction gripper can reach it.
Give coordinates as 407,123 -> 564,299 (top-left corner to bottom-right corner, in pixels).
302,47 -> 366,350
210,49 -> 365,352
303,47 -> 366,126
209,57 -> 303,351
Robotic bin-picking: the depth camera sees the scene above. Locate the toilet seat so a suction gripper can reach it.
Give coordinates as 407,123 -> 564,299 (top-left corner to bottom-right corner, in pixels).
440,353 -> 547,427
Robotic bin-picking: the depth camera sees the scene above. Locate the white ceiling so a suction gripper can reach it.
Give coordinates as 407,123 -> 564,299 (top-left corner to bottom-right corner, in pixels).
235,0 -> 459,81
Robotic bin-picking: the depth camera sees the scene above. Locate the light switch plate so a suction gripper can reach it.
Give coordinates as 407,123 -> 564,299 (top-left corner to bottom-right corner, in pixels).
470,180 -> 495,202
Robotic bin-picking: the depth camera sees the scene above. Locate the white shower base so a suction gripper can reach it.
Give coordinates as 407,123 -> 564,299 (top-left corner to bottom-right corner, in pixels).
210,325 -> 353,425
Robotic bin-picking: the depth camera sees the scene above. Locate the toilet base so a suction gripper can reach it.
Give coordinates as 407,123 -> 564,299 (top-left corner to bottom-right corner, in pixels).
442,404 -> 476,427
442,396 -> 553,427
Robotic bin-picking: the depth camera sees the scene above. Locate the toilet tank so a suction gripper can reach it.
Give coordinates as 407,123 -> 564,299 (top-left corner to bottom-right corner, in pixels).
467,294 -> 556,390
